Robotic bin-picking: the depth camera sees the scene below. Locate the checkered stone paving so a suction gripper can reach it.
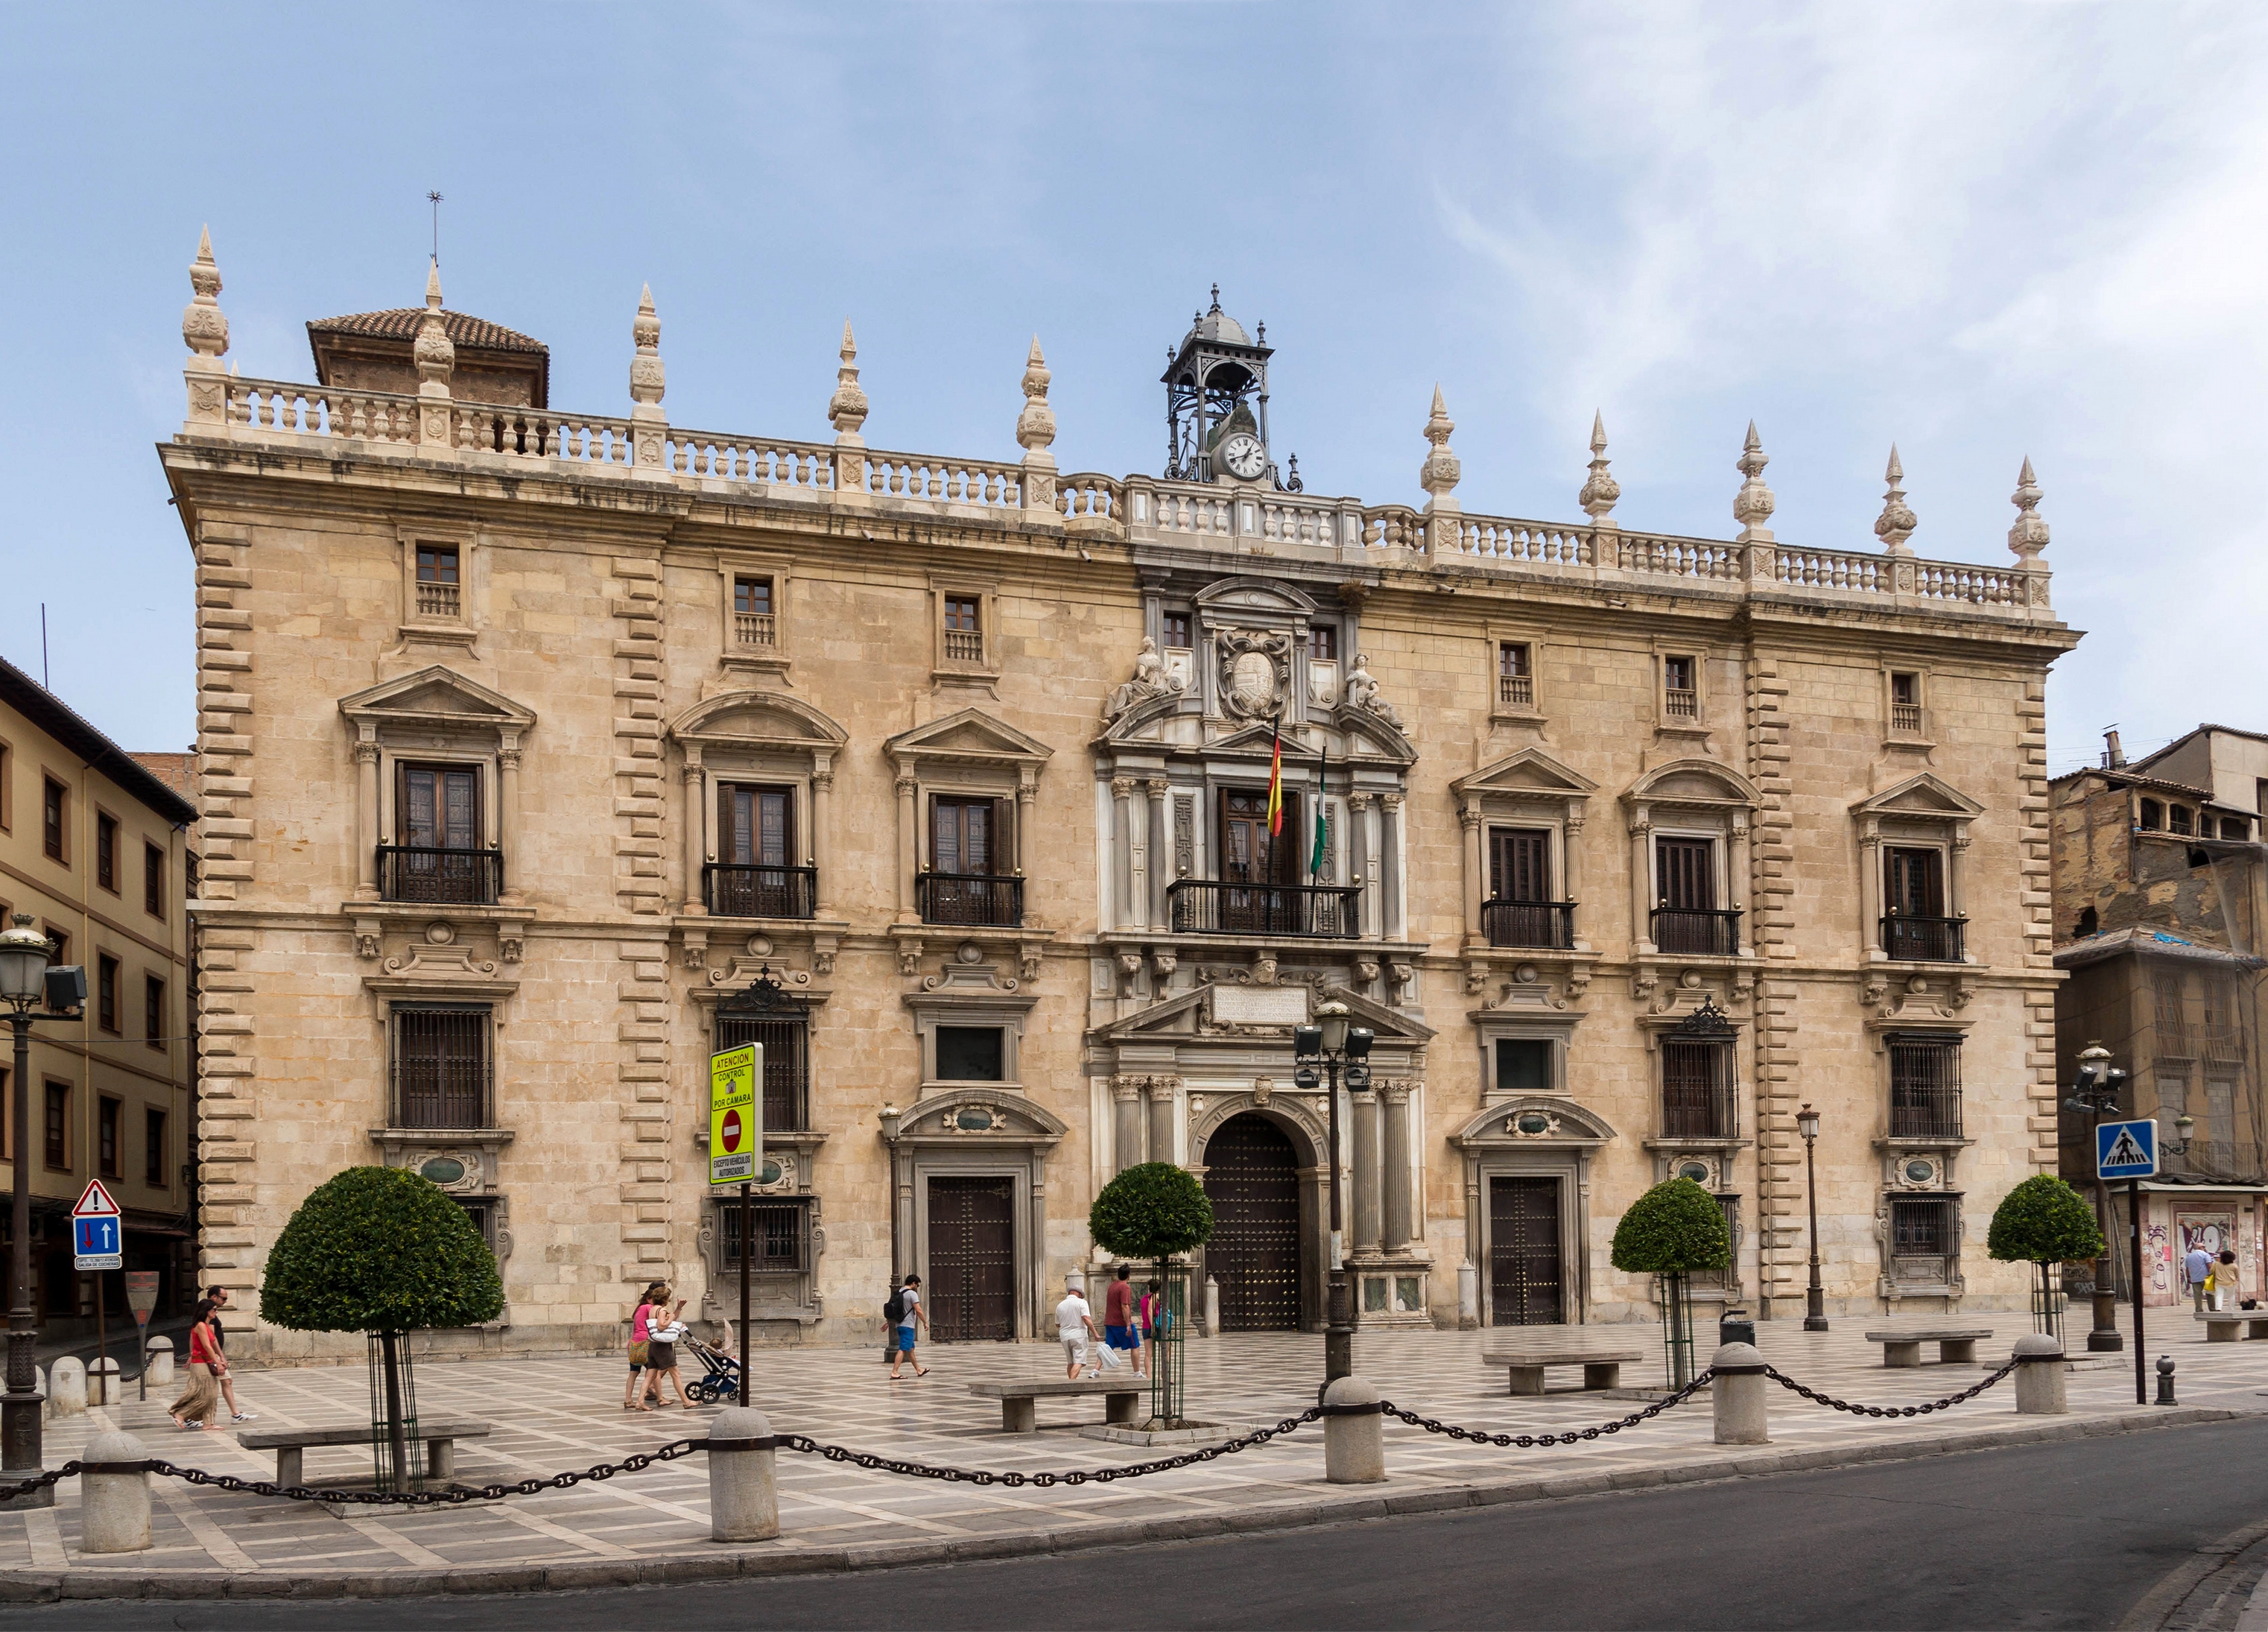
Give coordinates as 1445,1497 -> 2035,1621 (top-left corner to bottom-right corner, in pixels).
1,1308 -> 2261,1592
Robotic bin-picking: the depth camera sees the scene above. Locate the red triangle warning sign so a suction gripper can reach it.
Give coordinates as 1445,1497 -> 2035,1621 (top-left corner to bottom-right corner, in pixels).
73,1179 -> 120,1218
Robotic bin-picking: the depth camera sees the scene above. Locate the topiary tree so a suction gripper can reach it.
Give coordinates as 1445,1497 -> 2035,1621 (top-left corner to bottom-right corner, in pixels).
1988,1174 -> 2106,1338
261,1166 -> 503,1487
1611,1178 -> 1732,1388
1089,1163 -> 1213,1426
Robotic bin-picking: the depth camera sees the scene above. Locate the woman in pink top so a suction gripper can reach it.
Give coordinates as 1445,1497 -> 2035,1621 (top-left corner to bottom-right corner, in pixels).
622,1287 -> 657,1411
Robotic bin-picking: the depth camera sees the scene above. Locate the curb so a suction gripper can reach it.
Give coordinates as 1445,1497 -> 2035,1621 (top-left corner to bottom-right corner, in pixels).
0,1405 -> 2249,1602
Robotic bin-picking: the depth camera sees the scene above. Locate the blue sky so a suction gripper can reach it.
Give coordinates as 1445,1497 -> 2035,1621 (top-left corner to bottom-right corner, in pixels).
4,3 -> 2262,775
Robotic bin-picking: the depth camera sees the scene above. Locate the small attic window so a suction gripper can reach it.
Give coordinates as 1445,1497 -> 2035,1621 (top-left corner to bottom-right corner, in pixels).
2221,816 -> 2249,841
2170,806 -> 2194,836
2138,800 -> 2162,831
2076,905 -> 2098,937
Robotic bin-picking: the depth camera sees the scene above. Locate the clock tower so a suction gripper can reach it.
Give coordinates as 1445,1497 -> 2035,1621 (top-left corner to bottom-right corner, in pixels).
1162,285 -> 1298,490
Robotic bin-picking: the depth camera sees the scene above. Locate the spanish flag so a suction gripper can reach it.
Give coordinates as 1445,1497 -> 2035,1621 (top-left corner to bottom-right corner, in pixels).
1266,718 -> 1284,837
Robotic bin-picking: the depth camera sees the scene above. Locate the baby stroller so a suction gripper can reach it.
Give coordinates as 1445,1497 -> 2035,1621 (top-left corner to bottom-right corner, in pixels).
680,1336 -> 742,1404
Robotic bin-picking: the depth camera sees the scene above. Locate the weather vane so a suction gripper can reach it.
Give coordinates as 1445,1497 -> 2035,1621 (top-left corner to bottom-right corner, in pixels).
428,191 -> 443,265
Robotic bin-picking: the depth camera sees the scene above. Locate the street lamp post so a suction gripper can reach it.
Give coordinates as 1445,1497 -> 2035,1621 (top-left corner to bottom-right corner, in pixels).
2,913 -> 81,1506
1796,1103 -> 1827,1332
1293,1002 -> 1372,1398
2065,1042 -> 2129,1354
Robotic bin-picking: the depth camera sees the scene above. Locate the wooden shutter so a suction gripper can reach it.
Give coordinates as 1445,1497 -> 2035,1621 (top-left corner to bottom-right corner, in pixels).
1489,828 -> 1551,902
1656,838 -> 1714,909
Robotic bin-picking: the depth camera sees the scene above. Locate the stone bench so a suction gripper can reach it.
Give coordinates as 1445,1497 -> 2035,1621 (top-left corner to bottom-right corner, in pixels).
1863,1328 -> 1992,1367
2199,1314 -> 2268,1342
967,1378 -> 1144,1434
235,1418 -> 492,1487
1480,1349 -> 1645,1396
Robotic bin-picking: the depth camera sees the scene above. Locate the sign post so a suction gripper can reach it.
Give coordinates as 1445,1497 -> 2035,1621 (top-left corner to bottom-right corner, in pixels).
123,1271 -> 160,1399
72,1180 -> 121,1405
2097,1119 -> 2158,1405
709,1043 -> 762,1407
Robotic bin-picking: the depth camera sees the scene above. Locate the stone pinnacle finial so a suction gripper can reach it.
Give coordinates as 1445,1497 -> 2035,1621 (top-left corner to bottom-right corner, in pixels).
1579,410 -> 1620,525
1873,443 -> 1917,555
412,260 -> 454,396
628,282 -> 665,411
1419,385 -> 1461,516
828,320 -> 869,443
1016,336 -> 1056,456
2007,455 -> 2049,563
183,225 -> 228,366
1733,420 -> 1776,544
1209,282 -> 1221,313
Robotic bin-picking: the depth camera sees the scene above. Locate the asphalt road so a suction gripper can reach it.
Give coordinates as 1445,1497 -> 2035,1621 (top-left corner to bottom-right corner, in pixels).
21,1417 -> 2268,1631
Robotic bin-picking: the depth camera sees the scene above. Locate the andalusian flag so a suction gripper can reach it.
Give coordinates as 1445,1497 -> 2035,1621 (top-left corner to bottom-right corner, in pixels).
1309,742 -> 1329,879
1266,718 -> 1284,836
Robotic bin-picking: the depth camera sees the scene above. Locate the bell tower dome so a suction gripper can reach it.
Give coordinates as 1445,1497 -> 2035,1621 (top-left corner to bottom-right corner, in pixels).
1162,286 -> 1295,489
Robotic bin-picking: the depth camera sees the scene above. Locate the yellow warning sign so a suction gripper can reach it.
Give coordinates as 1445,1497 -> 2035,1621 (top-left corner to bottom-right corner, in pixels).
709,1043 -> 761,1186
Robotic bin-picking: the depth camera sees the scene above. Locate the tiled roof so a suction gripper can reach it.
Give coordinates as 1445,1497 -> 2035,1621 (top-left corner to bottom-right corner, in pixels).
305,309 -> 548,354
0,657 -> 197,826
2047,765 -> 2213,799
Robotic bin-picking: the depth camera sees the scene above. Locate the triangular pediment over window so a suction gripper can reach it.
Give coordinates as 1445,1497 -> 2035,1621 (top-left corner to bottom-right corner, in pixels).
886,707 -> 1054,771
339,666 -> 536,733
1454,747 -> 1599,801
1850,773 -> 1985,820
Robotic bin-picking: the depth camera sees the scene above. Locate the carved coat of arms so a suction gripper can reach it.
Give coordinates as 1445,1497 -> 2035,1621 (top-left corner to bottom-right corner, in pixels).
1217,630 -> 1291,721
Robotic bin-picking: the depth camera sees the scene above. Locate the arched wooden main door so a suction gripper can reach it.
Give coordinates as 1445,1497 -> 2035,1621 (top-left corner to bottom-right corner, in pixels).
1203,1114 -> 1303,1330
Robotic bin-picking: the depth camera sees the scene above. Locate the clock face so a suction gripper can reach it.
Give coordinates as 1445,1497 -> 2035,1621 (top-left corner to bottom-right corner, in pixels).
1220,433 -> 1267,480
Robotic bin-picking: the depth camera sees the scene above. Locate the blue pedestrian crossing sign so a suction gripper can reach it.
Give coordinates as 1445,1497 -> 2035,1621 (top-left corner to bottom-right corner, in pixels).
2097,1119 -> 2158,1180
72,1178 -> 122,1270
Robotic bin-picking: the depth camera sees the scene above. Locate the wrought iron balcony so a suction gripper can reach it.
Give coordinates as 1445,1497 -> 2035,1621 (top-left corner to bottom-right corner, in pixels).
703,863 -> 817,920
1882,914 -> 1966,962
1481,899 -> 1577,950
378,844 -> 503,906
1650,906 -> 1741,956
1168,879 -> 1361,938
917,870 -> 1023,928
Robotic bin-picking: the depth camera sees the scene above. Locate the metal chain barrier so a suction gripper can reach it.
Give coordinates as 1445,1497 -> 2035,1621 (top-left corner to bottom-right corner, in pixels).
778,1408 -> 1325,1486
1377,1369 -> 1717,1447
139,1438 -> 707,1508
0,1463 -> 80,1504
1764,1358 -> 2018,1417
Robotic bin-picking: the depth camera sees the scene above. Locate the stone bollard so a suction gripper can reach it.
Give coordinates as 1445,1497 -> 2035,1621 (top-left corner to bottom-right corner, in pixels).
1204,1277 -> 1220,1338
1323,1375 -> 1387,1484
80,1429 -> 151,1554
89,1358 -> 121,1407
1457,1261 -> 1480,1330
145,1337 -> 174,1388
1710,1341 -> 1769,1445
707,1405 -> 780,1543
48,1357 -> 86,1417
2156,1356 -> 2177,1405
2012,1333 -> 2067,1414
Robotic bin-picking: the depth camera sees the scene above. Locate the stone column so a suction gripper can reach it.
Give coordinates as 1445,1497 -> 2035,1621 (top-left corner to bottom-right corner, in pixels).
1348,794 -> 1374,939
811,762 -> 835,917
681,756 -> 707,916
1147,779 -> 1172,928
1729,811 -> 1752,936
1629,807 -> 1655,953
1949,820 -> 1971,933
1563,806 -> 1587,914
354,740 -> 381,899
1381,1081 -> 1413,1252
1112,1078 -> 1143,1175
497,742 -> 525,907
1381,794 -> 1404,941
1460,801 -> 1484,946
895,773 -> 919,921
1147,1075 -> 1177,1165
1112,777 -> 1136,929
1859,816 -> 1884,959
1352,1087 -> 1381,1253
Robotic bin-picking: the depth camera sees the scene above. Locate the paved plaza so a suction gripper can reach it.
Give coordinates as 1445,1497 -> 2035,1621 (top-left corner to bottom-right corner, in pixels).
1,1309 -> 2261,1597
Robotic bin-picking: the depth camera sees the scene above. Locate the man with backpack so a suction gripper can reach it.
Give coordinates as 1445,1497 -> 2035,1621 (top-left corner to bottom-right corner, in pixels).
886,1274 -> 930,1379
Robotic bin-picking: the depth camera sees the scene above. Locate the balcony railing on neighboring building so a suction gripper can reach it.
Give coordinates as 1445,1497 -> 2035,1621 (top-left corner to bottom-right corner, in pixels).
1498,673 -> 1533,709
734,611 -> 776,648
1168,879 -> 1363,938
704,863 -> 816,920
1882,914 -> 1966,962
917,870 -> 1023,927
2199,1025 -> 2246,1066
1481,899 -> 1577,950
1651,907 -> 1741,956
378,845 -> 503,905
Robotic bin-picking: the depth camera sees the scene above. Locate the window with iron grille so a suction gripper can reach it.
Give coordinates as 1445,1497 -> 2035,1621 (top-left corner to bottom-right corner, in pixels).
1890,1196 -> 1958,1280
1660,1040 -> 1736,1138
1888,1035 -> 1963,1139
455,1198 -> 497,1251
722,1197 -> 812,1273
713,1011 -> 809,1133
390,1004 -> 492,1129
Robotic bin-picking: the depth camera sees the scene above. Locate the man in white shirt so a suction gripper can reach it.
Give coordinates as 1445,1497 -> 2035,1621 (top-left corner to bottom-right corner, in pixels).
1055,1278 -> 1100,1379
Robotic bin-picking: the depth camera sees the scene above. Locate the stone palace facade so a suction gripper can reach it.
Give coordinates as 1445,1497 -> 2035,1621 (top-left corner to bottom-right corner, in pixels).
159,233 -> 2079,1358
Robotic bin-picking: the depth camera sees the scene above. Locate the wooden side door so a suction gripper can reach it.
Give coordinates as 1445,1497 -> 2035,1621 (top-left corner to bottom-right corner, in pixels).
1488,1176 -> 1563,1325
925,1176 -> 1016,1341
1202,1115 -> 1302,1330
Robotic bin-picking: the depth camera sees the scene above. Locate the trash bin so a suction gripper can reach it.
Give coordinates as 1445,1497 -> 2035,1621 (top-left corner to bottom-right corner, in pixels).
1717,1310 -> 1756,1348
